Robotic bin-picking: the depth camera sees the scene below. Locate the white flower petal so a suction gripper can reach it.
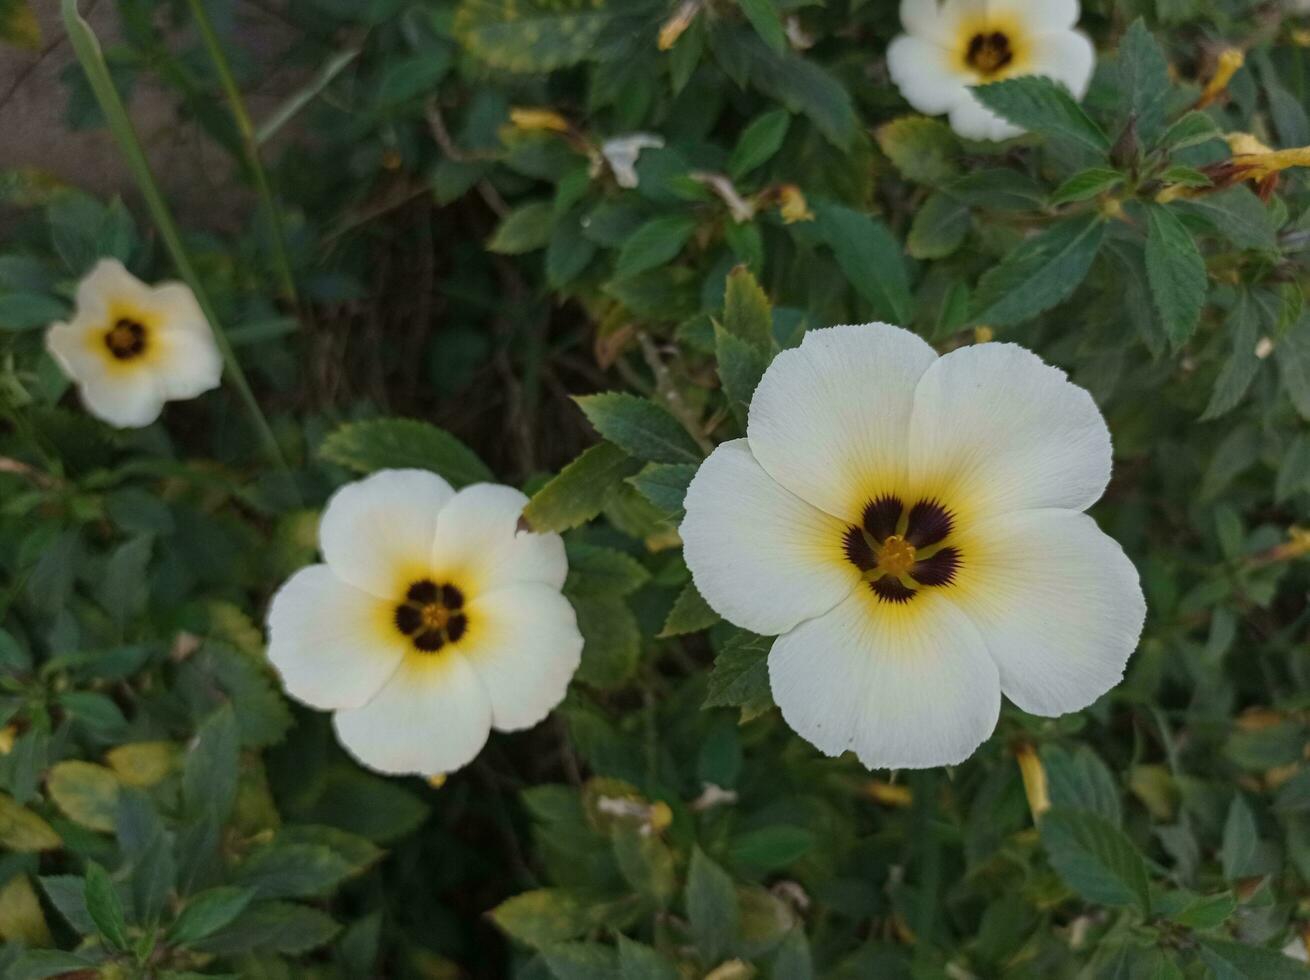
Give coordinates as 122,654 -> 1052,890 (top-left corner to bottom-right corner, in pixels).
681,440 -> 857,635
76,364 -> 166,429
319,469 -> 456,597
888,35 -> 971,115
949,94 -> 1025,141
747,323 -> 938,522
430,483 -> 567,594
266,565 -> 405,710
899,0 -> 986,45
908,342 -> 1111,518
155,326 -> 223,400
75,258 -> 149,320
769,588 -> 1000,770
951,509 -> 1145,716
332,651 -> 492,776
991,0 -> 1080,32
1024,30 -> 1096,99
460,583 -> 582,731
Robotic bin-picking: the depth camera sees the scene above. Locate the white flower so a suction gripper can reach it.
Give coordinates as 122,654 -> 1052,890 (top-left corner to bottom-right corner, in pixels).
680,323 -> 1145,770
45,259 -> 223,428
266,469 -> 583,777
600,134 -> 665,189
887,0 -> 1096,141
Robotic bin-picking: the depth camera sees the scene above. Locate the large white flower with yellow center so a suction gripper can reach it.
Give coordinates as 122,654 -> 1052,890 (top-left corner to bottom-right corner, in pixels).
45,259 -> 223,428
887,0 -> 1096,141
267,469 -> 583,777
681,324 -> 1145,770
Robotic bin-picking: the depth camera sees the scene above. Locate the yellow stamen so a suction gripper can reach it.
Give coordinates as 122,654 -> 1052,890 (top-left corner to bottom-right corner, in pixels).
1198,48 -> 1244,108
421,603 -> 451,632
876,535 -> 916,578
1015,742 -> 1050,819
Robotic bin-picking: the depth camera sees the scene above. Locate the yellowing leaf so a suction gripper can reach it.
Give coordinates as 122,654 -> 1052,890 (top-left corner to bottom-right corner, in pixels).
105,741 -> 180,787
0,873 -> 51,945
0,0 -> 41,51
47,761 -> 121,832
0,793 -> 61,852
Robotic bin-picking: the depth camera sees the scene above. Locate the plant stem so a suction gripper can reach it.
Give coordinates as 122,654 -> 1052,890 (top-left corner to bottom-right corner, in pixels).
184,0 -> 298,307
60,0 -> 293,480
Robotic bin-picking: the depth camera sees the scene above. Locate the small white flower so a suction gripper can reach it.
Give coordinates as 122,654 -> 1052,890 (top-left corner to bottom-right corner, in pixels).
680,323 -> 1145,770
600,134 -> 665,189
266,469 -> 583,778
887,0 -> 1096,141
45,259 -> 223,428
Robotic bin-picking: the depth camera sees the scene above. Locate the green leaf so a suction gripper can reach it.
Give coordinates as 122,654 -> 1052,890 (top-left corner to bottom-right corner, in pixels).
0,0 -> 42,49
573,595 -> 640,688
627,462 -> 696,516
167,886 -> 256,947
660,582 -> 720,637
728,110 -> 790,180
1220,795 -> 1258,881
523,442 -> 644,533
488,201 -> 556,254
490,889 -> 590,949
1049,168 -> 1124,205
1201,294 -> 1261,420
543,942 -> 619,980
372,52 -> 452,108
686,847 -> 738,963
704,632 -> 774,719
1176,187 -> 1276,251
715,323 -> 769,426
1158,110 -> 1222,152
83,862 -> 130,952
319,418 -> 494,487
182,706 -> 240,825
234,842 -> 356,900
972,76 -> 1110,153
564,544 -> 651,598
1039,807 -> 1151,914
813,201 -> 912,324
46,761 -> 120,832
612,826 -> 677,905
1166,891 -> 1236,931
614,215 -> 698,280
876,116 -> 959,184
0,793 -> 60,851
728,826 -> 815,873
0,293 -> 67,332
1145,204 -> 1207,347
736,0 -> 784,53
192,900 -> 340,956
547,210 -> 597,287
1277,436 -> 1310,503
1198,938 -> 1310,980
1041,745 -> 1122,827
722,264 -> 773,350
1114,18 -> 1171,144
617,936 -> 680,980
907,192 -> 970,260
453,0 -> 612,72
971,215 -> 1105,325
1275,323 -> 1310,422
575,393 -> 702,464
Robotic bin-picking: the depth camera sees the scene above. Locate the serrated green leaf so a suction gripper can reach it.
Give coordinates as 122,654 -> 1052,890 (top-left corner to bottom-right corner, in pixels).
973,76 -> 1110,153
183,706 -> 239,825
453,0 -> 613,72
1177,187 -> 1276,251
728,826 -> 814,873
234,842 -> 356,900
575,393 -> 703,464
660,581 -> 720,637
715,323 -> 769,426
523,442 -> 644,533
626,462 -> 696,517
704,632 -> 774,719
488,201 -> 555,254
543,941 -> 619,980
573,595 -> 640,688
0,293 -> 67,332
83,862 -> 129,952
722,264 -> 773,350
1115,19 -> 1171,145
614,215 -> 698,280
192,900 -> 340,956
319,418 -> 494,487
1049,168 -> 1123,205
813,201 -> 912,324
1145,204 -> 1207,347
617,935 -> 680,980
564,543 -> 650,598
1202,294 -> 1261,420
1198,938 -> 1309,980
907,192 -> 970,259
686,847 -> 738,963
1220,795 -> 1258,881
1158,110 -> 1222,152
1042,745 -> 1122,827
971,215 -> 1104,325
1039,807 -> 1151,914
736,0 -> 784,53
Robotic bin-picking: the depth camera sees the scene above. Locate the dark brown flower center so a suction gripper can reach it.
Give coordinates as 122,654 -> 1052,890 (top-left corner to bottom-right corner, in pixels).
104,318 -> 148,360
843,495 -> 962,604
966,31 -> 1013,76
394,579 -> 468,653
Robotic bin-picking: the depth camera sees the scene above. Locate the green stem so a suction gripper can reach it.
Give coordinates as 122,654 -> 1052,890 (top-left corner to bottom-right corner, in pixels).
184,0 -> 298,306
60,0 -> 292,479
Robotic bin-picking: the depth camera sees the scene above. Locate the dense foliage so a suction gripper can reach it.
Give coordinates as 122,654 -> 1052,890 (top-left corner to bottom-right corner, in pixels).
2,0 -> 1310,976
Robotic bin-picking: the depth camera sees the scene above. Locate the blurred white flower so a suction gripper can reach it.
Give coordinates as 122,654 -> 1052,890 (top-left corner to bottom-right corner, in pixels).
267,469 -> 582,778
601,134 -> 665,188
887,0 -> 1095,141
680,323 -> 1145,770
45,259 -> 222,428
